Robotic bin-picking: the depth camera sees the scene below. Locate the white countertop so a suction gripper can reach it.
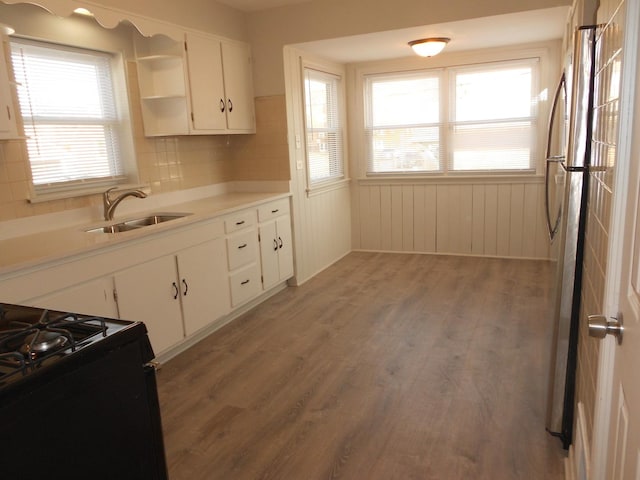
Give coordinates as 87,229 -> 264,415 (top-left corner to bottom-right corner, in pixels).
0,190 -> 290,276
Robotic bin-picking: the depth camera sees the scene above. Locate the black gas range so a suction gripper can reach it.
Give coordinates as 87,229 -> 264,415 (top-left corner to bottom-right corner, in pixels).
0,303 -> 168,480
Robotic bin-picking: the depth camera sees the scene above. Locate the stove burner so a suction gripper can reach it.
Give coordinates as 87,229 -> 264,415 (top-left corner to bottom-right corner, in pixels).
21,330 -> 69,356
0,304 -> 115,386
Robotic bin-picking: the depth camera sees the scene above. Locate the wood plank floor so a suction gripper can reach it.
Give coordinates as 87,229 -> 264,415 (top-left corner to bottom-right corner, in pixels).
156,252 -> 566,480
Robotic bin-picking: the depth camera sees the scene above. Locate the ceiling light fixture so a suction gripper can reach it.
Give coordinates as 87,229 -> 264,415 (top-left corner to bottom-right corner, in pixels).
408,37 -> 451,57
0,23 -> 15,35
73,7 -> 95,16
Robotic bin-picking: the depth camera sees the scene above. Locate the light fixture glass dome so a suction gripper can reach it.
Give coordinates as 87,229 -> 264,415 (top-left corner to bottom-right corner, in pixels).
408,37 -> 451,57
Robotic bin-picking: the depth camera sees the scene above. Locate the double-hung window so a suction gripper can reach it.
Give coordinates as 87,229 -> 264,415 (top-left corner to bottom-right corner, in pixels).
365,58 -> 538,175
366,71 -> 443,173
303,67 -> 344,186
10,38 -> 128,195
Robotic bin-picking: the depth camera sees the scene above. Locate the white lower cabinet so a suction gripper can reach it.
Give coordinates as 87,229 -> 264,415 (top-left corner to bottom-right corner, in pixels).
224,208 -> 262,307
115,238 -> 230,356
115,255 -> 184,355
29,276 -> 119,318
177,238 -> 230,336
258,200 -> 294,290
4,195 -> 293,358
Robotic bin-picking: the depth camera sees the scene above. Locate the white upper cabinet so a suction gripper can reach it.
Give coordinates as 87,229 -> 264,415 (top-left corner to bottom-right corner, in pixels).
134,34 -> 190,136
220,41 -> 255,132
0,37 -> 18,140
135,30 -> 255,137
185,32 -> 255,134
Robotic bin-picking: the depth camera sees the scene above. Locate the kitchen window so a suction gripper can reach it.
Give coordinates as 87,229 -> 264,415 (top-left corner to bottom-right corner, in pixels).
303,67 -> 344,186
10,38 -> 134,197
365,58 -> 538,175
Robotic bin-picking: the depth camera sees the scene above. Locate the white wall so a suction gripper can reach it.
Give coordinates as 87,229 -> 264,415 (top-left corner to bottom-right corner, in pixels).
283,47 -> 352,284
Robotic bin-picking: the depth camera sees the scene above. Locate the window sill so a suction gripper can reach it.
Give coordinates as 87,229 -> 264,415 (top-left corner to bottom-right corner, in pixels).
358,173 -> 543,186
28,182 -> 149,204
306,178 -> 351,197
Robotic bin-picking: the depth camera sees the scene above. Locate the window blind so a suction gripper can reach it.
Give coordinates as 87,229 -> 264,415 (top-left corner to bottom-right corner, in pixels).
366,72 -> 442,173
10,38 -> 124,191
450,61 -> 536,172
303,68 -> 344,186
365,59 -> 538,175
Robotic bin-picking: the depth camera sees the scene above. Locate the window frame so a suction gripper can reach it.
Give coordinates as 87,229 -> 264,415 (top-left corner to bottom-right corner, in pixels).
9,36 -> 138,201
362,56 -> 541,178
301,62 -> 347,191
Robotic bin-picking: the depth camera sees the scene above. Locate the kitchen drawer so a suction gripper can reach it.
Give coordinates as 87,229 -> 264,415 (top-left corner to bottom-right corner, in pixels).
257,198 -> 290,222
224,209 -> 257,234
229,263 -> 260,307
227,229 -> 258,270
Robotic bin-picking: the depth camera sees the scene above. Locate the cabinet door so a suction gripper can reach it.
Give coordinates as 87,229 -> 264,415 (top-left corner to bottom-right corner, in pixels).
221,41 -> 255,132
185,32 -> 226,132
177,238 -> 230,336
0,39 -> 18,139
29,276 -> 119,318
276,215 -> 294,281
259,220 -> 279,290
114,256 -> 184,356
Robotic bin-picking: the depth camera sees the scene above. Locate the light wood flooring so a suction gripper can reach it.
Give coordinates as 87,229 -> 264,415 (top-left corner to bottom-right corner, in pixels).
156,252 -> 566,480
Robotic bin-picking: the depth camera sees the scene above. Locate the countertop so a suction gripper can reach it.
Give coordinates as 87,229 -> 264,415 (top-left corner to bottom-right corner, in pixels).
0,191 -> 290,276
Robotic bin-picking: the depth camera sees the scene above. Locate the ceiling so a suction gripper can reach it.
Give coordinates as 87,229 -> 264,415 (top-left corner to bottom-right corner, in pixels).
292,6 -> 570,63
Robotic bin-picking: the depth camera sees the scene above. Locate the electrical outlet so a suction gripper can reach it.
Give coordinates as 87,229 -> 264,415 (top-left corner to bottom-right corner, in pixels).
296,160 -> 303,170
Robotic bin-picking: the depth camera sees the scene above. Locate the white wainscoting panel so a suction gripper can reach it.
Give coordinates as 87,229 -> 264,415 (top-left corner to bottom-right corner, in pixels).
353,178 -> 551,259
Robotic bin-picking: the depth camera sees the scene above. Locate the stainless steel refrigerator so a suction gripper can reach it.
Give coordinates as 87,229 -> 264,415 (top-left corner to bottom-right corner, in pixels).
545,25 -> 597,448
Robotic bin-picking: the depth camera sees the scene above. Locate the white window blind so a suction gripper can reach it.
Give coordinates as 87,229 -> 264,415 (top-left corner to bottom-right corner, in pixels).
365,58 -> 538,175
303,68 -> 344,186
10,38 -> 124,192
450,60 -> 537,172
366,72 -> 442,174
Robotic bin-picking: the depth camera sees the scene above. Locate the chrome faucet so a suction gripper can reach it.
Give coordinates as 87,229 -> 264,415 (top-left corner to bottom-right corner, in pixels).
103,187 -> 147,221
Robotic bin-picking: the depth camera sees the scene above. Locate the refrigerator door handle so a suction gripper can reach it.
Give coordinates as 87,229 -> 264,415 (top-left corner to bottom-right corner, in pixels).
544,72 -> 567,241
545,158 -> 563,241
546,72 -> 567,161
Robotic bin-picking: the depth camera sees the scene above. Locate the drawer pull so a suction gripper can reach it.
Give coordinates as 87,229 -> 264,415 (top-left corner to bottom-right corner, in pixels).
236,220 -> 245,226
182,278 -> 188,296
271,209 -> 279,214
273,239 -> 278,251
238,243 -> 248,249
241,279 -> 250,285
278,237 -> 283,249
172,282 -> 179,300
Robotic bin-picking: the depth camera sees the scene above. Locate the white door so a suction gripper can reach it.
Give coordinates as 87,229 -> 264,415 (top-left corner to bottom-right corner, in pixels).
590,0 -> 640,476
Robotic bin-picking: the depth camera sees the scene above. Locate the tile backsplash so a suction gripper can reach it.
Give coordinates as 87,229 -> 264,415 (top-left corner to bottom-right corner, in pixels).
0,92 -> 290,222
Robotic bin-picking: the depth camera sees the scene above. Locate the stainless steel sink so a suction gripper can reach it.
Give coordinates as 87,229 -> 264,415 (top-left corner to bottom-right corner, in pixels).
85,212 -> 191,234
122,214 -> 188,228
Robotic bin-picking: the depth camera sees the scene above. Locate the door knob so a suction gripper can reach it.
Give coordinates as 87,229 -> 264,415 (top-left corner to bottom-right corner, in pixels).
588,313 -> 624,345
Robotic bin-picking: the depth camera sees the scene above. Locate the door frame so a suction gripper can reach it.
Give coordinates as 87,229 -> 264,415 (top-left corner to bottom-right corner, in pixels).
590,0 -> 640,477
